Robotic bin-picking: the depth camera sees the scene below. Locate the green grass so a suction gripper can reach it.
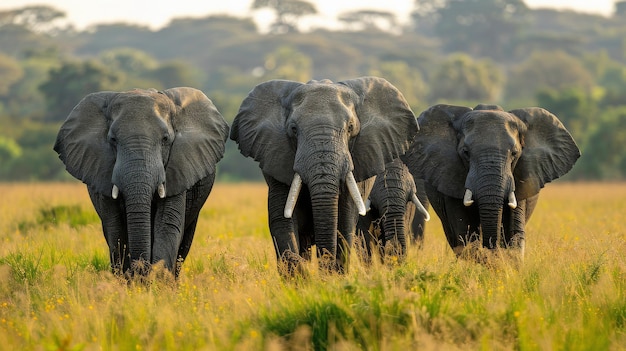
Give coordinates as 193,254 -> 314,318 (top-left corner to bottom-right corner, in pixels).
0,182 -> 625,350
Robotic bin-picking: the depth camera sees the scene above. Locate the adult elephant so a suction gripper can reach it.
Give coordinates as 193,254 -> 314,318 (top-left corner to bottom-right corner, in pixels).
54,87 -> 229,277
230,77 -> 418,273
358,159 -> 430,259
403,104 -> 580,257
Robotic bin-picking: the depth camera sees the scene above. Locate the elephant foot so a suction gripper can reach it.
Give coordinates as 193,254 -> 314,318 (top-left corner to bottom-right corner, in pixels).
507,234 -> 526,258
123,258 -> 152,281
277,251 -> 309,278
382,241 -> 405,266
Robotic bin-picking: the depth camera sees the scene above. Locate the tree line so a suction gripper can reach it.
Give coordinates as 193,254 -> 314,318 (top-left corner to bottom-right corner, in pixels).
1,0 -> 626,181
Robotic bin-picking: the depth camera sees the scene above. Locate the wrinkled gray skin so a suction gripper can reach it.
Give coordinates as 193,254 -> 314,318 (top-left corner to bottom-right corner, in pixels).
230,77 -> 418,273
54,87 -> 229,277
358,159 -> 430,259
403,104 -> 580,256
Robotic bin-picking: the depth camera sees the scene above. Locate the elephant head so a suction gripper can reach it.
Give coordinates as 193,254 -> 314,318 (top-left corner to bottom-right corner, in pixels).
230,77 -> 418,271
54,87 -> 229,274
404,104 -> 580,250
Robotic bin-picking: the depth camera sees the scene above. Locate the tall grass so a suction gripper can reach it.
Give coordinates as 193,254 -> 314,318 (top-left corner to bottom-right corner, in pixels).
0,181 -> 624,350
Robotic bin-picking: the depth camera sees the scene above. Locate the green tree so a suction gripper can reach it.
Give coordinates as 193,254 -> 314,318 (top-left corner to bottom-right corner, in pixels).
149,60 -> 202,89
506,50 -> 595,102
368,60 -> 427,108
0,53 -> 23,95
252,0 -> 317,34
536,88 -> 596,142
575,107 -> 626,180
261,46 -> 312,81
1,55 -> 58,120
429,53 -> 504,103
414,0 -> 528,58
338,10 -> 398,32
39,60 -> 121,122
0,5 -> 66,33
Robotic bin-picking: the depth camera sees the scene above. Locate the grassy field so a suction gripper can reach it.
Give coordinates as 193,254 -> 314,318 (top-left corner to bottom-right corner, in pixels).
0,182 -> 624,350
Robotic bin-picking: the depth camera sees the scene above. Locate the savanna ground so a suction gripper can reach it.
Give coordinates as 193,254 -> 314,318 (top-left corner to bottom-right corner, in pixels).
0,181 -> 625,350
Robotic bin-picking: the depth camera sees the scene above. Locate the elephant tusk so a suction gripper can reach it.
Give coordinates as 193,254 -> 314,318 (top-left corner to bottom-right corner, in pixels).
463,189 -> 474,206
508,191 -> 517,209
158,183 -> 166,198
112,185 -> 119,199
346,171 -> 367,216
364,198 -> 371,212
411,193 -> 430,221
284,173 -> 302,218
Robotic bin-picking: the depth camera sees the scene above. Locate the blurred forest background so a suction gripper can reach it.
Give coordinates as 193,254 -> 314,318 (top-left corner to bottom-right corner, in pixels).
1,0 -> 626,182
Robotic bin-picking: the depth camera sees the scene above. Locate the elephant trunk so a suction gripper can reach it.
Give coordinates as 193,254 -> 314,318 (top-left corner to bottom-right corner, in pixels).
382,211 -> 407,256
478,200 -> 503,249
309,178 -> 340,264
379,184 -> 408,256
124,186 -> 153,274
113,153 -> 165,276
471,156 -> 509,249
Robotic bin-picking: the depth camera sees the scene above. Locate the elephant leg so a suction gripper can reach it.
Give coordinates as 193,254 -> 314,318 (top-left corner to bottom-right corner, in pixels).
337,193 -> 359,273
524,194 -> 539,222
152,192 -> 186,272
425,183 -> 479,255
177,174 -> 215,271
264,174 -> 300,273
87,187 -> 128,274
357,209 -> 380,262
293,186 -> 314,259
503,194 -> 538,254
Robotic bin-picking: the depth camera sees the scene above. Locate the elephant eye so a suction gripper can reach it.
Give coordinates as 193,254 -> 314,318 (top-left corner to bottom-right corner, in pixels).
162,135 -> 170,144
291,126 -> 298,136
108,136 -> 117,145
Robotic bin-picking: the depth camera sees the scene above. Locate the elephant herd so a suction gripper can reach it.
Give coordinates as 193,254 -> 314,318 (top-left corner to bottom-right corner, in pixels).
54,77 -> 580,278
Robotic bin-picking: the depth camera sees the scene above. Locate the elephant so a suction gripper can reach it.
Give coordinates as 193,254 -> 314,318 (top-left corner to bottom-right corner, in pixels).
230,77 -> 418,273
402,104 -> 580,258
358,158 -> 430,260
54,87 -> 229,277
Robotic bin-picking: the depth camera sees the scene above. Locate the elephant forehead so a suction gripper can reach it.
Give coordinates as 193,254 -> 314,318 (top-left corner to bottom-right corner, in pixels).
291,84 -> 355,108
110,92 -> 173,120
462,110 -> 518,130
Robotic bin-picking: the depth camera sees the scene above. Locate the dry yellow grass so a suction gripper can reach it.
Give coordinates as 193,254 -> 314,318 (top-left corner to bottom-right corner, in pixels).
0,181 -> 624,350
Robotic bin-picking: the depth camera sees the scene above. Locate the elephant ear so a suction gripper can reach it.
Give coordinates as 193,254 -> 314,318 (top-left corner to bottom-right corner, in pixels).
510,107 -> 580,199
163,87 -> 229,196
229,80 -> 304,184
402,104 -> 473,199
53,91 -> 119,195
338,76 -> 418,181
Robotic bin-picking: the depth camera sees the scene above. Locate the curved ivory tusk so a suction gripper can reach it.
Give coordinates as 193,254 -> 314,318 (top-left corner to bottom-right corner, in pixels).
463,189 -> 474,206
112,185 -> 119,199
411,193 -> 430,221
158,183 -> 166,198
346,171 -> 367,216
284,173 -> 302,218
508,191 -> 517,209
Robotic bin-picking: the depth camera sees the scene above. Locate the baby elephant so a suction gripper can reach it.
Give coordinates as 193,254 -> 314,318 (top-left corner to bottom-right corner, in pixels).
54,87 -> 229,277
358,159 -> 430,260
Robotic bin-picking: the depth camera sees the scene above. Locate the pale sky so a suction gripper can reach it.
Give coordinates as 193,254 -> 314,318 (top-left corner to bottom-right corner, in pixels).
0,0 -> 617,30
